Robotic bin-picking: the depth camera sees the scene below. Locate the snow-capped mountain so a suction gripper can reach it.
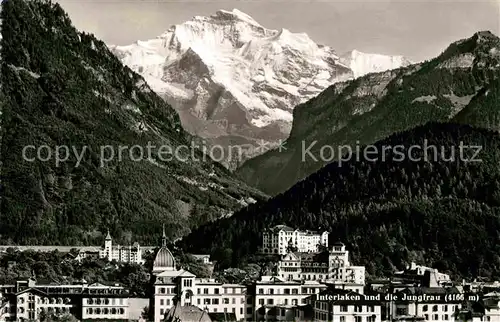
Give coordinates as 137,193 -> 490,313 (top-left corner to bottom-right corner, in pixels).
110,9 -> 411,167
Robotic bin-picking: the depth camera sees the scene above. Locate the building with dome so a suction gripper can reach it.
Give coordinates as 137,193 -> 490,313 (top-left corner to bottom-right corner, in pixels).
149,226 -> 247,322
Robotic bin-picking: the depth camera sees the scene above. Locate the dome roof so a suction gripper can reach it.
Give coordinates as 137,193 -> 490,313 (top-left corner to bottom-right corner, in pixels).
153,246 -> 176,271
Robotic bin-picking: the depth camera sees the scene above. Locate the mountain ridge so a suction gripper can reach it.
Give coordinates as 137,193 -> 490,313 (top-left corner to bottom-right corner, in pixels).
110,9 -> 412,167
236,30 -> 500,195
0,0 -> 266,245
181,122 -> 500,278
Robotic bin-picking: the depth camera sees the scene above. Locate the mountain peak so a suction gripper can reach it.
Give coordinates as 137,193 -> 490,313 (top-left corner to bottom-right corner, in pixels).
214,9 -> 261,26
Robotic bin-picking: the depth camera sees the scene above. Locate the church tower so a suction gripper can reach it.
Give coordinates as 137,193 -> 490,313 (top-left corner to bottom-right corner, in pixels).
104,230 -> 112,260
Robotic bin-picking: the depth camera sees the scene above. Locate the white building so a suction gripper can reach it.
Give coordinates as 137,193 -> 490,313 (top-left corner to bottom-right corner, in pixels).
395,262 -> 452,287
150,227 -> 247,322
262,225 -> 329,255
277,242 -> 365,289
482,291 -> 500,322
298,288 -> 382,322
98,230 -> 144,265
389,287 -> 462,321
0,279 -> 129,321
249,275 -> 328,321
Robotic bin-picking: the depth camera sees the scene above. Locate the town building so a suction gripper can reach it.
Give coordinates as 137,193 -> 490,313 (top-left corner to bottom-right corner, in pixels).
192,254 -> 212,265
149,226 -> 247,322
247,275 -> 328,321
98,230 -> 144,265
0,278 -> 130,321
388,286 -> 462,321
261,225 -> 329,255
295,288 -> 383,322
276,242 -> 365,289
395,262 -> 452,287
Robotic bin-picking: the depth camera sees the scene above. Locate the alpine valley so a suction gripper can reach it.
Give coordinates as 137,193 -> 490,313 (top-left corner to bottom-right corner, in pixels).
110,9 -> 412,167
0,0 -> 266,245
237,31 -> 500,195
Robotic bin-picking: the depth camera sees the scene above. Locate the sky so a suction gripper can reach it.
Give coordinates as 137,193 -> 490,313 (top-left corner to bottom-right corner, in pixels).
57,0 -> 500,62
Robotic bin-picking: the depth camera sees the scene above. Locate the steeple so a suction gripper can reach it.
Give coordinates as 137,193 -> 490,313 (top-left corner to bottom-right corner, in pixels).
162,224 -> 166,247
105,229 -> 112,240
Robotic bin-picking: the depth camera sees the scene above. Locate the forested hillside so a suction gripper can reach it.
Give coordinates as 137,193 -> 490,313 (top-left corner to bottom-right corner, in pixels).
182,123 -> 500,279
0,0 -> 266,245
237,31 -> 500,195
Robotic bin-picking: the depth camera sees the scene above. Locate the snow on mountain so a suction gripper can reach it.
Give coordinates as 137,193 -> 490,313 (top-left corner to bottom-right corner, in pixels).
341,50 -> 413,78
110,9 -> 410,167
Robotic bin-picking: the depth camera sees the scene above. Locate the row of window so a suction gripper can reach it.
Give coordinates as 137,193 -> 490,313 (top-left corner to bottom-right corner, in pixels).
315,314 -> 377,322
196,287 -> 243,295
86,298 -> 125,305
159,307 -> 243,316
258,298 -> 300,306
315,303 -> 377,313
85,307 -> 126,315
257,287 -> 321,295
421,304 -> 456,312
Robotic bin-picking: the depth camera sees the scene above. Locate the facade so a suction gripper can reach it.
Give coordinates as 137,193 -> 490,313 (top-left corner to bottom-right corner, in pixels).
482,291 -> 500,322
277,242 -> 365,288
150,227 -> 247,322
192,254 -> 212,265
248,276 -> 328,321
98,231 -> 144,265
261,225 -> 329,255
389,287 -> 462,321
299,288 -> 382,322
395,262 -> 452,287
0,279 -> 129,321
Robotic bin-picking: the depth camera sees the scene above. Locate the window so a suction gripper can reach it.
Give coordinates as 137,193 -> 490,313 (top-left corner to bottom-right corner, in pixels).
259,299 -> 264,305
422,305 -> 428,312
432,305 -> 438,312
259,289 -> 264,294
354,317 -> 362,322
443,305 -> 448,312
160,299 -> 164,305
396,308 -> 408,316
433,314 -> 439,320
339,317 -> 345,322
267,299 -> 274,305
269,289 -> 274,295
340,305 -> 348,312
247,307 -> 252,314
443,314 -> 449,320
212,299 -> 219,305
203,288 -> 209,294
214,288 -> 219,294
354,305 -> 362,312
232,298 -> 236,304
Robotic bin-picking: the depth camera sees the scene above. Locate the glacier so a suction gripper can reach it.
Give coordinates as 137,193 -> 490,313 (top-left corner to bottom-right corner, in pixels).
110,9 -> 412,167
